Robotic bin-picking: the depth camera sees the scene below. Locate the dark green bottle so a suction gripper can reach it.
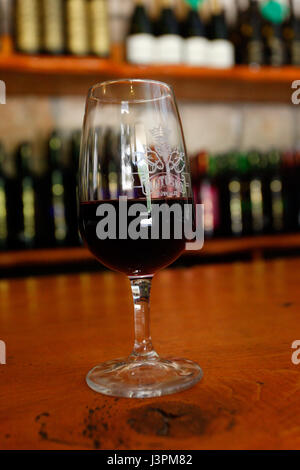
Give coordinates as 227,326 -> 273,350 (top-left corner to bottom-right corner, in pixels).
231,0 -> 245,65
227,152 -> 245,236
41,0 -> 65,55
47,131 -> 68,246
267,150 -> 284,232
281,149 -> 295,232
216,152 -> 234,237
245,0 -> 265,65
0,144 -> 9,250
247,150 -> 265,234
15,142 -> 37,249
64,130 -> 81,246
14,0 -> 41,54
198,152 -> 220,238
266,21 -> 287,66
126,0 -> 154,64
290,0 -> 300,65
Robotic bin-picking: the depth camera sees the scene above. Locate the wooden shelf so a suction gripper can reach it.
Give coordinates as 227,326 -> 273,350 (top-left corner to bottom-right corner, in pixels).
1,233 -> 300,277
0,53 -> 298,102
190,232 -> 300,257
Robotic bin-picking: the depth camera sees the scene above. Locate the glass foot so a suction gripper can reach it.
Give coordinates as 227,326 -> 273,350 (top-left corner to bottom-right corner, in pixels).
86,356 -> 203,398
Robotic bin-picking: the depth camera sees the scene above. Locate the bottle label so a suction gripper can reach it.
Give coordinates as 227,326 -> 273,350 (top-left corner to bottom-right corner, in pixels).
184,37 -> 209,66
248,40 -> 264,66
270,177 -> 283,231
269,37 -> 284,66
16,0 -> 40,53
43,0 -> 64,53
67,0 -> 89,55
229,179 -> 242,235
250,178 -> 264,232
127,34 -> 155,64
156,35 -> 183,64
292,41 -> 300,66
89,0 -> 110,56
208,40 -> 234,68
131,125 -> 188,199
200,181 -> 219,236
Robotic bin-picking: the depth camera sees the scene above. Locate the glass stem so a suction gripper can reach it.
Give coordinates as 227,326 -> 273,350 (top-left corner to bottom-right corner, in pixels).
129,277 -> 158,360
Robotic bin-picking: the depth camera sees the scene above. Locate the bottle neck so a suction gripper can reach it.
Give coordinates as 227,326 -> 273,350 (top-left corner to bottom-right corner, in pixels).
158,0 -> 179,35
161,0 -> 175,9
211,0 -> 222,16
289,0 -> 295,20
210,3 -> 228,40
185,7 -> 205,38
17,145 -> 33,176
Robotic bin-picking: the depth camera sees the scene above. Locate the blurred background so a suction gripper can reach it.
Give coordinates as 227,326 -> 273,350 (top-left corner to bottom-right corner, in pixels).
0,0 -> 299,277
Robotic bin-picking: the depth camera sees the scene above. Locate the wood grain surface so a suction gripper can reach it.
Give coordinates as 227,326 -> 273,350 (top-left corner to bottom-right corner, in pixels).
0,258 -> 300,450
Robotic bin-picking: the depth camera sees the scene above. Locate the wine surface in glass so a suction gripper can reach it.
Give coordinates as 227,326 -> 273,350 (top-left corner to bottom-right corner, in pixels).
79,198 -> 188,277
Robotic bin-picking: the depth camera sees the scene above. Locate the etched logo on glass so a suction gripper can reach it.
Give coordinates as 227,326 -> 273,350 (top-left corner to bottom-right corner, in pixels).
132,126 -> 189,198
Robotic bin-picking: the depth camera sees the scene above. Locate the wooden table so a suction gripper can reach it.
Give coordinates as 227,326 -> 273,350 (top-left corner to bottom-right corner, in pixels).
0,257 -> 300,450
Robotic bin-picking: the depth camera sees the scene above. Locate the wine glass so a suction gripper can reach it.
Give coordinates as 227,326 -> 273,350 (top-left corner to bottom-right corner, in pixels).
79,79 -> 202,398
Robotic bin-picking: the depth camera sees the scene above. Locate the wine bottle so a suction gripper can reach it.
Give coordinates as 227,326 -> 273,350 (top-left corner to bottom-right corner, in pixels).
244,0 -> 265,66
183,4 -> 208,66
233,0 -> 252,64
267,150 -> 284,232
65,0 -> 89,55
225,152 -> 243,236
47,131 -> 68,246
15,143 -> 37,248
208,0 -> 235,68
14,0 -> 40,54
0,144 -> 8,250
247,150 -> 265,234
266,20 -> 287,67
281,149 -> 296,232
283,0 -> 293,64
289,0 -> 300,66
155,0 -> 183,64
34,152 -> 53,248
42,0 -> 65,55
294,147 -> 300,230
126,0 -> 155,64
4,149 -> 21,249
64,130 -> 81,246
224,151 -> 251,237
88,0 -> 110,57
0,0 -> 5,53
239,152 -> 252,235
231,0 -> 244,65
198,152 -> 220,238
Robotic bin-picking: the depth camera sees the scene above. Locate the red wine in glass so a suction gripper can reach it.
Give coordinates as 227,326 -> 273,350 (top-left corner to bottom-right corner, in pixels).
79,198 -> 189,277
